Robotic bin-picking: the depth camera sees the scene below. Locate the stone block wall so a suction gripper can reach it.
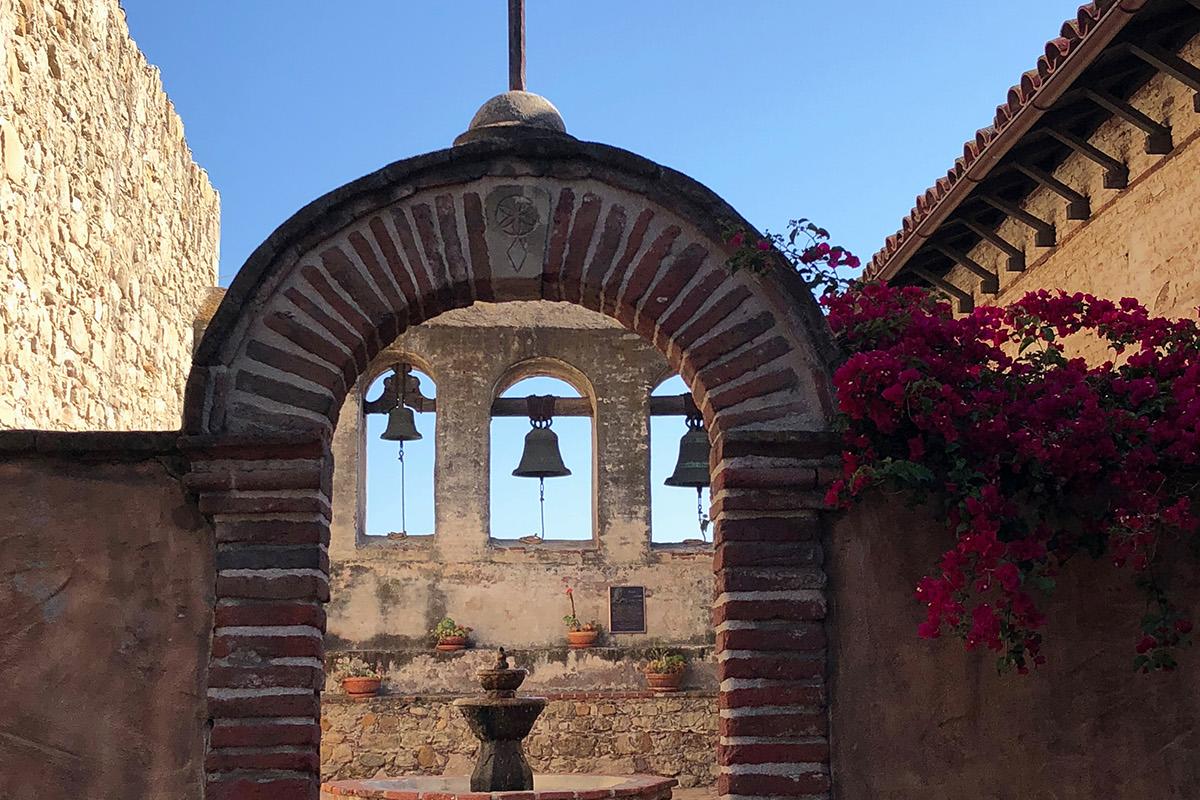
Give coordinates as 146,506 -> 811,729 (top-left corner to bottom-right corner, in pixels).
0,0 -> 219,429
321,693 -> 718,789
941,31 -> 1200,361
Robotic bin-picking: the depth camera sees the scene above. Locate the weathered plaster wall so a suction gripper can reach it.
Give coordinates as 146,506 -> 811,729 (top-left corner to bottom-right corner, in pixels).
322,693 -> 718,788
0,0 -> 219,429
829,496 -> 1200,799
0,437 -> 214,800
945,32 -> 1200,360
328,302 -> 714,652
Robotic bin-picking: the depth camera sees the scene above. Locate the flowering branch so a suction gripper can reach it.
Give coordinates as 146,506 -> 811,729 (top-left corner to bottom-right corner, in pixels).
727,224 -> 1199,674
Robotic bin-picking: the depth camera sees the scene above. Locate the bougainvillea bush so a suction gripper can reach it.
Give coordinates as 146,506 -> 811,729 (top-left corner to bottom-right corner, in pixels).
732,222 -> 1199,673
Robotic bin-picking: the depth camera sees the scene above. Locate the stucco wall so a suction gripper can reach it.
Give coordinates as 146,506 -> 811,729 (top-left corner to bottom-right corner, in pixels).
328,302 -> 714,653
0,0 -> 219,430
828,496 -> 1200,799
943,32 -> 1200,361
0,437 -> 214,800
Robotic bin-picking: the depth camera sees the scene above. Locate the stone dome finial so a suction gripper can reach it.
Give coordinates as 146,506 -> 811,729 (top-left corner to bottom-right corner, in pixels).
454,90 -> 568,146
453,1 -> 570,146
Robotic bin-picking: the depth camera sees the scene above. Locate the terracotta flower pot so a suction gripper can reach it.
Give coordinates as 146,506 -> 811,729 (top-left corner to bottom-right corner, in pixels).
644,670 -> 684,693
436,635 -> 469,652
341,676 -> 381,700
566,629 -> 599,649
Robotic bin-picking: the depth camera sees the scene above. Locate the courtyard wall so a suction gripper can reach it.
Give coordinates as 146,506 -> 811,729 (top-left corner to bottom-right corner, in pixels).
0,0 -> 220,430
829,495 -> 1200,799
0,433 -> 214,800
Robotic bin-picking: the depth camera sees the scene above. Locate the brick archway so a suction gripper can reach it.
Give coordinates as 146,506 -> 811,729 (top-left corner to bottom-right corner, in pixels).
184,137 -> 840,800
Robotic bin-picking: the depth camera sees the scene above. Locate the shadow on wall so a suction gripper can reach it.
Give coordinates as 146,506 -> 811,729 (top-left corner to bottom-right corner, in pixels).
829,493 -> 1200,799
0,443 -> 214,800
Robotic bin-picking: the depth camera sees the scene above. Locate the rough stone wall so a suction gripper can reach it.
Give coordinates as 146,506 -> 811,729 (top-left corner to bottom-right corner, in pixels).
0,0 -> 219,429
828,494 -> 1200,799
321,693 -> 718,789
328,302 -> 715,653
943,31 -> 1200,361
0,435 -> 214,800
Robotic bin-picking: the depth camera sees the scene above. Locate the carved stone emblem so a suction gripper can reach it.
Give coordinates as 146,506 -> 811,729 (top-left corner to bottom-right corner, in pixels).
484,185 -> 552,291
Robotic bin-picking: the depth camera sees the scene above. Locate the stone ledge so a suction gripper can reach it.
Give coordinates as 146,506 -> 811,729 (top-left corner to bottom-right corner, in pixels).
321,774 -> 678,800
0,429 -> 181,458
323,689 -> 717,707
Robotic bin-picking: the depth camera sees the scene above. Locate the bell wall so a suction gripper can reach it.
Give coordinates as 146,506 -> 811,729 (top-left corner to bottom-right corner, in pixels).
326,301 -> 715,657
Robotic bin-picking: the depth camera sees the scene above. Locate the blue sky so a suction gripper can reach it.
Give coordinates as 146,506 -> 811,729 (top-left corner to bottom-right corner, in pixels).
121,1 -> 1084,539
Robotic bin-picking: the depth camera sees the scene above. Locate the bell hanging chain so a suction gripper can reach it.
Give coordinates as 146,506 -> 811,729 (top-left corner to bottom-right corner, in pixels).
398,439 -> 407,536
538,477 -> 546,540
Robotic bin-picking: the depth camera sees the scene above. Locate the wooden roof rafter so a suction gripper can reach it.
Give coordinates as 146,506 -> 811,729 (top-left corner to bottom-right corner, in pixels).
870,0 -> 1200,299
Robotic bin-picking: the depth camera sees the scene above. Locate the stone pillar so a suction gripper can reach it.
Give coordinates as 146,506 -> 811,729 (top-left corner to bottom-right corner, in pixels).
710,431 -> 838,800
184,435 -> 333,800
430,368 -> 491,561
594,347 -> 658,562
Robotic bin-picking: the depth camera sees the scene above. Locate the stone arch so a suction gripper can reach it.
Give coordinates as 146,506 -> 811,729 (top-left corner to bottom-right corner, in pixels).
184,136 -> 840,800
492,355 -> 597,408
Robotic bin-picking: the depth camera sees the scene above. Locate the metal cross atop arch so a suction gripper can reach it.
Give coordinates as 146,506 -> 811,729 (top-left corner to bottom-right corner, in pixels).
509,0 -> 525,91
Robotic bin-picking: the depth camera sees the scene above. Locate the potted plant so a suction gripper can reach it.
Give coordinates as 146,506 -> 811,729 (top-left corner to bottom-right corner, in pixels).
563,584 -> 601,648
432,617 -> 472,651
643,650 -> 686,693
340,660 -> 382,700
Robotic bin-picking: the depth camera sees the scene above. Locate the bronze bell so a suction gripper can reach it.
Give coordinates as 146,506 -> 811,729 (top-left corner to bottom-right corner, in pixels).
512,395 -> 571,479
512,426 -> 571,478
380,404 -> 422,442
665,414 -> 710,488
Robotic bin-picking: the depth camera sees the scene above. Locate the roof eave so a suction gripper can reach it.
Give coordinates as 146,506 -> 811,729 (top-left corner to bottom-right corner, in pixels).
875,0 -> 1151,284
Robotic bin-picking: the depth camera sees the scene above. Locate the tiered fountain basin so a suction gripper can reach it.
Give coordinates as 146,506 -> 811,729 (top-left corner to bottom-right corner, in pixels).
320,774 -> 678,800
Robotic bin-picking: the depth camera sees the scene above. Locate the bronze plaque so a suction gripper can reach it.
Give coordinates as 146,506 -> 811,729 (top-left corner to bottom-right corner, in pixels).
608,586 -> 646,634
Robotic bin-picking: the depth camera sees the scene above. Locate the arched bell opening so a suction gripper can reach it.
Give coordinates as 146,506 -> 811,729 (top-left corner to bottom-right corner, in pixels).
362,364 -> 437,538
488,373 -> 595,543
649,373 -> 712,546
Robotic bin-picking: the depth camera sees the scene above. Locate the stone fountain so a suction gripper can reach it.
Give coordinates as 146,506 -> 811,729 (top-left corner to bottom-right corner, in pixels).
454,648 -> 547,791
320,648 -> 677,800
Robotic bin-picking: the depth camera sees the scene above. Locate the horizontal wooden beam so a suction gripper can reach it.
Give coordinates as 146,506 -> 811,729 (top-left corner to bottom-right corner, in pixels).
913,267 -> 974,313
1128,42 -> 1200,112
1083,87 -> 1173,154
958,218 -> 1025,272
1014,163 -> 1090,220
366,393 -> 699,418
1044,127 -> 1128,189
931,243 -> 999,294
980,194 -> 1056,247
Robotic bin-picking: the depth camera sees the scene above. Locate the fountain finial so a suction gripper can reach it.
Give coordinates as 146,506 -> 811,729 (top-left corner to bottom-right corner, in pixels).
494,647 -> 509,670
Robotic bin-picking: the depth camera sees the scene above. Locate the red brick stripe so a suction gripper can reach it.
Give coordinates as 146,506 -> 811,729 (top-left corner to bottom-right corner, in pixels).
559,192 -> 603,303
600,208 -> 654,316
